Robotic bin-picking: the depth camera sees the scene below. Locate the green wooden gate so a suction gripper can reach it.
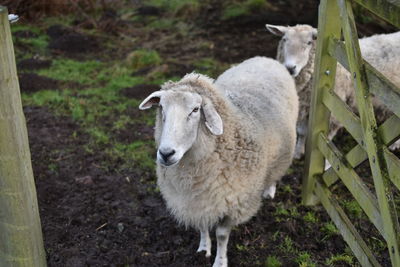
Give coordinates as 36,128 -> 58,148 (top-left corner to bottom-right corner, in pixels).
303,0 -> 400,266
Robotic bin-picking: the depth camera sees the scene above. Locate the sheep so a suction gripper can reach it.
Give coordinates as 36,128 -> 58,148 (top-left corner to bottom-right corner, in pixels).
139,56 -> 298,267
266,24 -> 400,159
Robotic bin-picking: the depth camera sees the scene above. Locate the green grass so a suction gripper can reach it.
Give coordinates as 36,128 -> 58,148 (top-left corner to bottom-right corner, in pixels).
342,200 -> 364,219
111,141 -> 156,170
296,252 -> 316,267
265,256 -> 282,267
321,222 -> 339,239
193,57 -> 229,77
303,211 -> 318,224
147,0 -> 200,16
125,49 -> 162,71
11,24 -> 49,56
325,253 -> 354,266
222,0 -> 268,20
37,59 -> 104,85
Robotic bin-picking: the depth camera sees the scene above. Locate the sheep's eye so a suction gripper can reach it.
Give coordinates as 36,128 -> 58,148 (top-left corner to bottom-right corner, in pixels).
192,107 -> 199,113
307,41 -> 312,45
282,38 -> 287,42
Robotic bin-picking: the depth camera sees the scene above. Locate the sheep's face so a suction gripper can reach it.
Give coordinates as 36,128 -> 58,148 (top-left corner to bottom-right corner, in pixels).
266,24 -> 317,77
139,89 -> 223,167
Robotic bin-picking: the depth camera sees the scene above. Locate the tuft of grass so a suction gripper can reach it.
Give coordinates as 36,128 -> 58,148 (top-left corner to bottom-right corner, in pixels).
265,255 -> 282,267
87,127 -> 110,145
110,141 -> 156,170
325,253 -> 354,266
342,200 -> 363,219
222,0 -> 268,20
296,252 -> 316,267
279,236 -> 296,254
303,211 -> 318,224
321,222 -> 339,238
125,49 -> 162,71
193,57 -> 229,77
22,90 -> 65,107
147,0 -> 200,16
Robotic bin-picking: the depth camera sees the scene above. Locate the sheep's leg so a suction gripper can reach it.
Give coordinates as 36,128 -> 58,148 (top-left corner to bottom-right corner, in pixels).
263,182 -> 276,199
294,120 -> 307,159
197,228 -> 211,257
389,139 -> 400,151
213,217 -> 232,267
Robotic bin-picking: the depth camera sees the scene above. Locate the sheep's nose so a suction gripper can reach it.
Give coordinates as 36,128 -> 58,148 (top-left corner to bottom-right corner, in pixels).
286,65 -> 296,75
159,148 -> 175,162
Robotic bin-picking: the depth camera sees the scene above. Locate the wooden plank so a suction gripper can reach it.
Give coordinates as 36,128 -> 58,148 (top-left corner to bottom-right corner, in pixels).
365,63 -> 400,119
302,0 -> 342,205
338,1 -> 400,265
314,179 -> 382,267
322,89 -> 364,145
383,148 -> 400,191
0,6 -> 47,267
317,133 -> 385,238
324,115 -> 400,187
352,0 -> 400,28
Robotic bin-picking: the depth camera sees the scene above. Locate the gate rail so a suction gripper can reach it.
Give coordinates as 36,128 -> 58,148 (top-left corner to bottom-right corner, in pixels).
303,0 -> 400,266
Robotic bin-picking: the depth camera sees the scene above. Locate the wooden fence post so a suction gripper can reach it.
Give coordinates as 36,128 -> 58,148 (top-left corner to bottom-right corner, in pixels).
0,6 -> 47,267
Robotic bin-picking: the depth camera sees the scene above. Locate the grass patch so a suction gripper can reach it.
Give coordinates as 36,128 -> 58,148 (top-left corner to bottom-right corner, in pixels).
342,200 -> 363,219
222,0 -> 268,20
37,59 -> 104,85
321,222 -> 338,239
111,141 -> 156,170
265,255 -> 282,267
325,253 -> 354,266
125,49 -> 162,71
147,0 -> 200,16
303,211 -> 318,224
296,252 -> 316,267
193,57 -> 229,77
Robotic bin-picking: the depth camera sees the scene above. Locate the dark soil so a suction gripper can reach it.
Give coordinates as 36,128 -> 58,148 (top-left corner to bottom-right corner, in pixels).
26,105 -> 346,267
17,58 -> 52,70
120,84 -> 160,100
47,24 -> 100,57
19,73 -> 59,93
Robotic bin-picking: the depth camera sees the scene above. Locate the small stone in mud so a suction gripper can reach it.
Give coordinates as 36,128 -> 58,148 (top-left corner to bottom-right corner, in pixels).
75,175 -> 94,185
117,223 -> 124,233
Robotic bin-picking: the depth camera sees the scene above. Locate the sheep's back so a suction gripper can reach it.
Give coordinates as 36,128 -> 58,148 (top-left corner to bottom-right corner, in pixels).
360,31 -> 400,87
215,56 -> 298,129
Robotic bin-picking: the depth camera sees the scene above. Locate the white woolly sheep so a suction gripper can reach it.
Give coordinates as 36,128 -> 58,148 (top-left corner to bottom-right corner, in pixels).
139,56 -> 298,267
266,24 -> 400,158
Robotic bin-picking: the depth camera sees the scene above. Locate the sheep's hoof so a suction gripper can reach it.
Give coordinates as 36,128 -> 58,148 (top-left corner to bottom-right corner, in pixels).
212,257 -> 227,267
263,185 -> 276,199
197,246 -> 211,258
389,139 -> 400,151
293,150 -> 303,160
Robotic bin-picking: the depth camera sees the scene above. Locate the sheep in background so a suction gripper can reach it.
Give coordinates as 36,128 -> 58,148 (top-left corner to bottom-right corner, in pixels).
139,56 -> 298,267
266,24 -> 400,159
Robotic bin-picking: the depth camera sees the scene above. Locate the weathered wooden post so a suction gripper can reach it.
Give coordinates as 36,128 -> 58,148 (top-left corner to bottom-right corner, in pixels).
0,6 -> 47,267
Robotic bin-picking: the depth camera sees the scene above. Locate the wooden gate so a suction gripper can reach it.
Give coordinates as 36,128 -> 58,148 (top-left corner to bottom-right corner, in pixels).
302,0 -> 400,266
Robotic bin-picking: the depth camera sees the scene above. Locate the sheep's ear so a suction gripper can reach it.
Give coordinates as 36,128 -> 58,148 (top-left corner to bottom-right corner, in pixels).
202,98 -> 223,135
139,91 -> 164,110
312,28 -> 318,40
265,24 -> 287,36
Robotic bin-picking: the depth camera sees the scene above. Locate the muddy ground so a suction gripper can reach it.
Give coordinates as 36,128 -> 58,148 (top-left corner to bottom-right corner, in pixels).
7,0 -> 397,266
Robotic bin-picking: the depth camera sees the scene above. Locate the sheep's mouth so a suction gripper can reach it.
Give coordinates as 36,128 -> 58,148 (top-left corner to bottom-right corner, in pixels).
157,157 -> 179,167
